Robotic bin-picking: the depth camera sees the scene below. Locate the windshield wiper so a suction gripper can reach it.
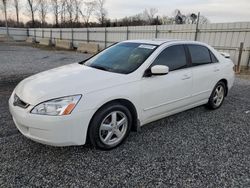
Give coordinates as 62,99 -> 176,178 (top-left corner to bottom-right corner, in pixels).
90,65 -> 110,71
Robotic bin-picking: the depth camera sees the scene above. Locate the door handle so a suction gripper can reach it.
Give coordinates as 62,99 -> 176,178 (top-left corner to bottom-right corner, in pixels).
182,75 -> 191,80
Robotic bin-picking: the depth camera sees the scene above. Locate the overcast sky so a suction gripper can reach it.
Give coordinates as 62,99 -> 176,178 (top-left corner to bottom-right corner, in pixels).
2,0 -> 250,23
105,0 -> 250,23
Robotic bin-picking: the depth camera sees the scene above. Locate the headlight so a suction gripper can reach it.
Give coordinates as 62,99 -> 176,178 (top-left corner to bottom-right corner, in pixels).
31,95 -> 81,116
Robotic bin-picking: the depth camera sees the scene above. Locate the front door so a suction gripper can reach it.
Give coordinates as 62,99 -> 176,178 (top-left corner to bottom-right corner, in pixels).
141,45 -> 192,123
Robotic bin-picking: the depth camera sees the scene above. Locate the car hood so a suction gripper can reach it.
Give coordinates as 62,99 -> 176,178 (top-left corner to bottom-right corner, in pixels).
14,63 -> 128,105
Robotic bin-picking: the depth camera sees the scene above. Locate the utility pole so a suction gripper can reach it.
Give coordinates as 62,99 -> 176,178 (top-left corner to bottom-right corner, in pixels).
194,12 -> 200,41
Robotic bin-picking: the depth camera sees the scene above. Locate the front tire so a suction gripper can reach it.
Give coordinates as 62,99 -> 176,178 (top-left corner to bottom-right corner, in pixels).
207,81 -> 226,109
88,103 -> 132,150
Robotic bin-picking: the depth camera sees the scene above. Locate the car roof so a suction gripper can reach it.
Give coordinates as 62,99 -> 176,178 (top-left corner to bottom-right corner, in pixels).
123,39 -> 208,46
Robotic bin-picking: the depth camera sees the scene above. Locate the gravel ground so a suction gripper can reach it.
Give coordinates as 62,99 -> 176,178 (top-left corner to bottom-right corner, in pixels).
0,42 -> 89,85
0,42 -> 250,187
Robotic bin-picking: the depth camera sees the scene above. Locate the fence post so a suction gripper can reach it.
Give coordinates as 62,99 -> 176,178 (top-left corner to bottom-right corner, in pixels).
247,51 -> 250,69
237,42 -> 244,73
26,28 -> 29,37
42,29 -> 44,38
49,29 -> 52,46
155,25 -> 158,39
87,28 -> 89,43
194,12 -> 200,41
126,26 -> 129,40
60,29 -> 62,40
71,28 -> 74,49
34,29 -> 36,42
71,28 -> 74,45
104,27 -> 107,48
50,29 -> 52,40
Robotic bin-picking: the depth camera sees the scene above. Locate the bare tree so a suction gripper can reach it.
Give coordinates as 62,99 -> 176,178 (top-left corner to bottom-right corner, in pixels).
199,15 -> 209,24
180,12 -> 209,24
80,1 -> 96,26
37,0 -> 49,27
173,10 -> 209,25
73,0 -> 82,23
95,0 -> 107,26
161,15 -> 174,25
143,8 -> 158,24
1,0 -> 9,36
185,13 -> 198,24
65,0 -> 74,24
13,0 -> 20,26
60,0 -> 66,25
174,9 -> 186,24
27,0 -> 38,27
51,0 -> 60,27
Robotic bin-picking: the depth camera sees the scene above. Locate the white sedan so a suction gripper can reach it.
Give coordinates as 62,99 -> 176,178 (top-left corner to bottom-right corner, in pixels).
9,39 -> 235,150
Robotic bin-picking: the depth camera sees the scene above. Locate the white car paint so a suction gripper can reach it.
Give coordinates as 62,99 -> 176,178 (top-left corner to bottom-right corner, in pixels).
9,39 -> 235,146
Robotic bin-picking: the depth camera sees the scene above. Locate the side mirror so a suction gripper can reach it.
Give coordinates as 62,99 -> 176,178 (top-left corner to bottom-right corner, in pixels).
149,65 -> 169,76
220,52 -> 230,59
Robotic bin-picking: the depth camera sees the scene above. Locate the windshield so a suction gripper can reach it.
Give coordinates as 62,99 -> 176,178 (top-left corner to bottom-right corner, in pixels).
84,42 -> 158,74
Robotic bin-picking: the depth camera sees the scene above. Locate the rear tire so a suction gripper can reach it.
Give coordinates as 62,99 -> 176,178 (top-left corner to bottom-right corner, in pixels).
88,103 -> 132,150
207,81 -> 226,109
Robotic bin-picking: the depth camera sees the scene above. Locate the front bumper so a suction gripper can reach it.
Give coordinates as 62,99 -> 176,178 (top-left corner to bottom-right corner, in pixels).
9,93 -> 93,146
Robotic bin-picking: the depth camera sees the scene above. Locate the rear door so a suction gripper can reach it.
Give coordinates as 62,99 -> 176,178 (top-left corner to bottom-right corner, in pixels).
187,44 -> 221,102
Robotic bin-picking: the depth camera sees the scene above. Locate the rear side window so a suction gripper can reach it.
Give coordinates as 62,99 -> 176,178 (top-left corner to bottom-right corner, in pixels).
188,45 -> 213,65
152,45 -> 187,71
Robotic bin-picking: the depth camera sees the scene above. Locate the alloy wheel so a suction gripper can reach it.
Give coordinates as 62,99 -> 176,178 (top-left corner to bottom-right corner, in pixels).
99,111 -> 128,146
213,85 -> 225,107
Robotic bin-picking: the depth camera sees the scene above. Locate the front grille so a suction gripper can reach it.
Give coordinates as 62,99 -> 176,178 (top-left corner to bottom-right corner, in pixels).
13,94 -> 29,109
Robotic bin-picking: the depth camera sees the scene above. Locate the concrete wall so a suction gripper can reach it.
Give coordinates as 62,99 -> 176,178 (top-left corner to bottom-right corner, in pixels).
1,22 -> 250,67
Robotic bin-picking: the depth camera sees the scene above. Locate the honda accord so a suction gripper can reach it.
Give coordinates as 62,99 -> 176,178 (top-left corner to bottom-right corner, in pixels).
9,39 -> 235,150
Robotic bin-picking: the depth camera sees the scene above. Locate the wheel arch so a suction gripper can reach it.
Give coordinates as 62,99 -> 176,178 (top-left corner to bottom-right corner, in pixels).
88,98 -> 139,137
218,78 -> 228,96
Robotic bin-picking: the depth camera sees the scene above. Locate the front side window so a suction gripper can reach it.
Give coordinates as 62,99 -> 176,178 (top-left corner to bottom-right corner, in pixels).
188,45 -> 213,65
151,45 -> 187,71
84,42 -> 157,74
210,51 -> 219,63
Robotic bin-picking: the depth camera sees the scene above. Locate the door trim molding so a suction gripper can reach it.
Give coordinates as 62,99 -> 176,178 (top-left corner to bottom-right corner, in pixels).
191,89 -> 211,97
143,95 -> 191,111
